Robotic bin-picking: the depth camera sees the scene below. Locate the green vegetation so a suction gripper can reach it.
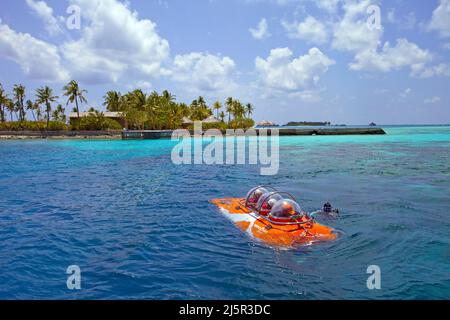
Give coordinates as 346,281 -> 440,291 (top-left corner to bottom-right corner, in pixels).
63,80 -> 87,121
0,121 -> 68,131
76,110 -> 122,131
0,81 -> 256,131
186,122 -> 228,131
35,86 -> 59,128
103,89 -> 254,130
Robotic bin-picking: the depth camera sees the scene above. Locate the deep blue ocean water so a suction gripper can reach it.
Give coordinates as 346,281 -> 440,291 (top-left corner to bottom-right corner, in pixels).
0,126 -> 449,299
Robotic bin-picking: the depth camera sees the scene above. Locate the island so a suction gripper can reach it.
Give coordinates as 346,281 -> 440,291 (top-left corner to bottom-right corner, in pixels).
0,80 -> 386,140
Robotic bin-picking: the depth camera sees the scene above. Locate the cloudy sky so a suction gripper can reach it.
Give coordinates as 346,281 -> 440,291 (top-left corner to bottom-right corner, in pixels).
0,0 -> 449,124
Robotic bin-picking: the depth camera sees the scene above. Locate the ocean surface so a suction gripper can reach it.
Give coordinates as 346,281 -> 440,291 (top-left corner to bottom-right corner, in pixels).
0,125 -> 449,299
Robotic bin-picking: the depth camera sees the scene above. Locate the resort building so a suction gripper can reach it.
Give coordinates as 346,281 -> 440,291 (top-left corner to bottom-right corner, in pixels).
202,115 -> 220,123
69,111 -> 126,127
181,115 -> 220,128
182,117 -> 194,127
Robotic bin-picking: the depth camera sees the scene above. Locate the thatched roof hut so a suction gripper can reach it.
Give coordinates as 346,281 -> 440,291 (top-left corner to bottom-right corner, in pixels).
256,120 -> 277,127
182,117 -> 193,125
201,115 -> 220,123
69,111 -> 124,119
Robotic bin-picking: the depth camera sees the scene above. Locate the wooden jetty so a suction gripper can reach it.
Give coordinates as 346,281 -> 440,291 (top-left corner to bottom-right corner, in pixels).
121,127 -> 386,139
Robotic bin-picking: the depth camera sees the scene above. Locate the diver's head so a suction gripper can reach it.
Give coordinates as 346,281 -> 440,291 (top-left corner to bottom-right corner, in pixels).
323,202 -> 332,213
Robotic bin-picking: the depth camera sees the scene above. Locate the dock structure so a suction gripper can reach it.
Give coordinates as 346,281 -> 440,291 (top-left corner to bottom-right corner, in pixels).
275,127 -> 386,136
121,130 -> 173,140
121,127 -> 386,139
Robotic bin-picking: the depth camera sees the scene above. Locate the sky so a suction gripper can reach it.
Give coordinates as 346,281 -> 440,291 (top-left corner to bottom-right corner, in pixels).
0,0 -> 449,125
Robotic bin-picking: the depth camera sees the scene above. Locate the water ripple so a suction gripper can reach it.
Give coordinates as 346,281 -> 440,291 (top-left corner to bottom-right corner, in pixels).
0,127 -> 449,299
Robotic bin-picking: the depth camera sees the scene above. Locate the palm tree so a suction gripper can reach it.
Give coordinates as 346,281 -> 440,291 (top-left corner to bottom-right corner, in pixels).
52,104 -> 66,122
36,108 -> 42,121
245,103 -> 254,118
26,100 -> 37,121
164,102 -> 184,129
131,89 -> 147,110
198,96 -> 206,107
189,98 -> 212,121
0,101 -> 4,123
225,97 -> 233,123
232,100 -> 245,119
93,110 -> 106,129
63,80 -> 87,119
0,84 -> 8,123
5,98 -> 15,121
162,90 -> 175,102
143,93 -> 160,129
189,99 -> 198,120
33,101 -> 41,121
213,101 -> 222,118
219,111 -> 225,122
36,86 -> 58,128
103,91 -> 122,112
177,102 -> 189,117
13,84 -> 26,122
13,104 -> 19,121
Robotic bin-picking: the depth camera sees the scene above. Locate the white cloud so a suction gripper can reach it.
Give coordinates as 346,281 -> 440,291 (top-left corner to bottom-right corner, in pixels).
402,12 -> 417,30
282,16 -> 328,44
255,47 -> 335,91
172,52 -> 236,92
248,0 -> 340,12
249,18 -> 270,40
316,0 -> 340,13
0,22 -> 68,81
332,0 -> 382,53
386,9 -> 416,30
428,0 -> 450,38
0,0 -> 174,85
289,90 -> 323,102
25,0 -> 63,36
127,81 -> 152,91
424,96 -> 441,104
349,39 -> 432,73
444,43 -> 450,50
1,0 -> 237,91
332,1 -> 445,77
387,8 -> 396,23
411,63 -> 450,78
61,0 -> 170,83
399,88 -> 412,98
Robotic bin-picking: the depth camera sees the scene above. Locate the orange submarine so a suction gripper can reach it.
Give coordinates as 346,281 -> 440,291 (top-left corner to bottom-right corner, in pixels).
210,186 -> 338,247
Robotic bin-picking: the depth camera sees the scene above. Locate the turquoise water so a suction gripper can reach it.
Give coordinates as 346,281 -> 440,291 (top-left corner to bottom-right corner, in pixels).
0,126 -> 449,299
